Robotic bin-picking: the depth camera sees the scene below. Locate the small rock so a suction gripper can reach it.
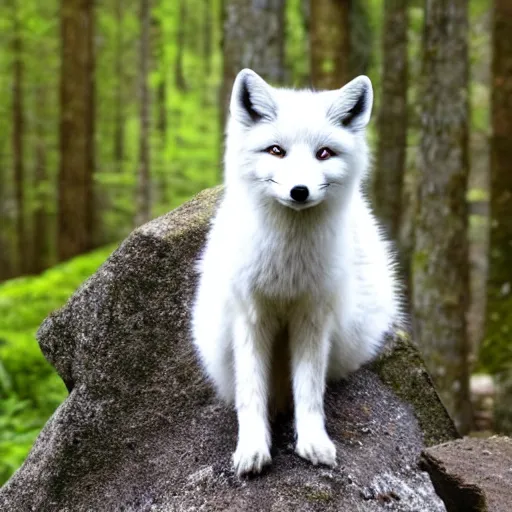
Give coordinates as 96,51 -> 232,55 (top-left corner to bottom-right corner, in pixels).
421,436 -> 512,512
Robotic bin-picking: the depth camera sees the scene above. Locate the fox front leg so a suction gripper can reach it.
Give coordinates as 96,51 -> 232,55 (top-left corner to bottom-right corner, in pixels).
289,304 -> 336,467
231,310 -> 274,476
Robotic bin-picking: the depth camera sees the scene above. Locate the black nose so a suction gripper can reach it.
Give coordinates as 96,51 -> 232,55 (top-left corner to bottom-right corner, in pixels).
290,185 -> 309,202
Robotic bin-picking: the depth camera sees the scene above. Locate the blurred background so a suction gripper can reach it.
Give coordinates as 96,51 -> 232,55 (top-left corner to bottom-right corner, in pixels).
0,0 -> 510,485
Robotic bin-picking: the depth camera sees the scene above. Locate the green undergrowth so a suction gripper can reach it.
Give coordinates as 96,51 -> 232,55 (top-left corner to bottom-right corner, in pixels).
0,245 -> 115,484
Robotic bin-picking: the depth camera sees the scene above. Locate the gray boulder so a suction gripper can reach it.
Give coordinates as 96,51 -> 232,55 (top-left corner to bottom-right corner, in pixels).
0,188 -> 457,511
421,436 -> 512,512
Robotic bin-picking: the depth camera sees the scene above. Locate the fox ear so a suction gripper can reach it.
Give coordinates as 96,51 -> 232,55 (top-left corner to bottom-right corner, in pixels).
230,69 -> 277,126
327,75 -> 373,131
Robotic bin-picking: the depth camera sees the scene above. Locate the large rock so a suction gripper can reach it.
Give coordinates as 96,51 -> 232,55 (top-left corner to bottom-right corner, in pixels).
421,436 -> 512,512
0,188 -> 457,511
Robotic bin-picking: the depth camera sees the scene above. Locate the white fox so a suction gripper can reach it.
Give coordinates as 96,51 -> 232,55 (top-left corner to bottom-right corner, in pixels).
192,69 -> 401,476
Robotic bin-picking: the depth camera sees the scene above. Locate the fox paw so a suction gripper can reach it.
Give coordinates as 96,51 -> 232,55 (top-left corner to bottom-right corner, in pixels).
296,430 -> 336,467
232,439 -> 271,476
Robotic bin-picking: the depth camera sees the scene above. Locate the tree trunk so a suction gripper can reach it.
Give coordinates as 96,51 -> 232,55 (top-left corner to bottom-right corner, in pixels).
484,0 -> 512,434
221,0 -> 286,127
412,0 -> 472,434
58,0 -> 95,261
12,2 -> 26,275
0,232 -> 11,282
114,0 -> 125,173
0,145 -> 12,281
153,11 -> 167,142
373,0 -> 408,244
135,0 -> 151,227
156,73 -> 167,207
202,0 -> 213,78
350,0 -> 373,78
32,81 -> 51,275
153,9 -> 168,208
175,0 -> 187,92
310,0 -> 351,89
157,80 -> 166,143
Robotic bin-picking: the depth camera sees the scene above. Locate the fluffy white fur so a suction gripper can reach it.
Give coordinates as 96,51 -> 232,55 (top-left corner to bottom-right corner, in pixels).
192,69 -> 401,476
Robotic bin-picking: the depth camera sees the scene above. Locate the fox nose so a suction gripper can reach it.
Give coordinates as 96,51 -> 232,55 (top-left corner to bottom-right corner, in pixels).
290,185 -> 309,202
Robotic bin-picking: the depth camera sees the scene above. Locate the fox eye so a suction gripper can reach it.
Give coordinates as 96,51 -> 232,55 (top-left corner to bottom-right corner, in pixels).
266,145 -> 286,158
316,147 -> 335,160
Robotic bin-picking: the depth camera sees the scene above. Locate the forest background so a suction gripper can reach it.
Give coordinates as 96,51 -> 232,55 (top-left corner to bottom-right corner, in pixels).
1,0 -> 511,486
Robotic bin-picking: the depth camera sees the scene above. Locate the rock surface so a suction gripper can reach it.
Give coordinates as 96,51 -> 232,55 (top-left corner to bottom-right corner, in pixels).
0,188 -> 457,511
421,436 -> 512,512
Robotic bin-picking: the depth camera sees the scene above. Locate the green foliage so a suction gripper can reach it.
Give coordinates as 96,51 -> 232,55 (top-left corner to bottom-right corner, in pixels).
0,397 -> 43,483
1,0 -> 223,262
95,0 -> 222,242
0,246 -> 114,484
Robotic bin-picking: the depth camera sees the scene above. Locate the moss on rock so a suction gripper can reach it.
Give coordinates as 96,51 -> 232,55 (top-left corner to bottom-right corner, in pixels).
371,331 -> 459,446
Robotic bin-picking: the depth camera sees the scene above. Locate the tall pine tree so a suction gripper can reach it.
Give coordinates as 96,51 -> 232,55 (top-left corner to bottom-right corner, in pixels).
310,0 -> 351,89
58,0 -> 95,261
11,0 -> 26,273
134,0 -> 151,227
413,0 -> 472,434
221,0 -> 286,127
484,0 -> 512,433
373,0 -> 408,246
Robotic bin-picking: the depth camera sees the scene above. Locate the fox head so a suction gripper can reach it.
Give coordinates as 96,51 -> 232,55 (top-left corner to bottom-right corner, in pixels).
225,69 -> 373,211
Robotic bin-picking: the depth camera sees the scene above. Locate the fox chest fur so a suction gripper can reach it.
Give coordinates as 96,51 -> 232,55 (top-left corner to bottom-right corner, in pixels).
225,202 -> 348,304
